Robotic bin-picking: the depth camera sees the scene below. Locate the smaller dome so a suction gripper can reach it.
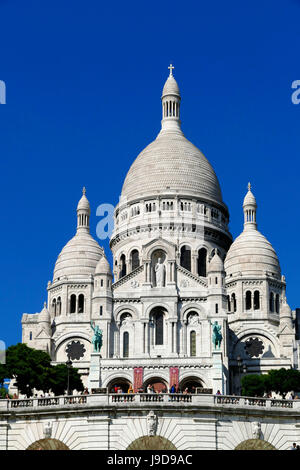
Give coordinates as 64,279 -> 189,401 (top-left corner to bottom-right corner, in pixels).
39,302 -> 50,322
281,298 -> 292,317
77,187 -> 90,212
243,183 -> 257,207
95,254 -> 112,275
208,252 -> 224,273
162,75 -> 180,97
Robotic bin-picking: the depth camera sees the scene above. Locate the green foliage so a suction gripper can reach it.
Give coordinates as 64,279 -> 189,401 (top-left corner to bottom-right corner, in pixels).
241,368 -> 300,398
0,363 -> 7,387
4,343 -> 84,397
0,387 -> 9,398
49,364 -> 84,396
241,374 -> 266,397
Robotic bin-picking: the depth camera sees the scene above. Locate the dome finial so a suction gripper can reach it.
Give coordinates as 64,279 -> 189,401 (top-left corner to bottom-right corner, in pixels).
248,182 -> 251,192
82,186 -> 86,195
168,63 -> 174,77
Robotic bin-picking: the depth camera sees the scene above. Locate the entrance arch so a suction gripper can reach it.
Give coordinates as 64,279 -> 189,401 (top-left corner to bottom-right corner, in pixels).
143,376 -> 168,393
127,436 -> 177,450
179,376 -> 203,393
235,439 -> 276,450
107,377 -> 132,393
27,438 -> 69,450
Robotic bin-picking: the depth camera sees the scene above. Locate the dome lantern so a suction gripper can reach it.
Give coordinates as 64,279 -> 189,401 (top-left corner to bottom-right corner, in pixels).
160,64 -> 182,135
243,182 -> 257,231
77,187 -> 90,233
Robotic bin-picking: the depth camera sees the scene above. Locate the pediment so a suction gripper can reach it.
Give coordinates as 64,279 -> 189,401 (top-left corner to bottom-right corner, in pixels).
35,328 -> 51,340
278,323 -> 294,335
142,237 -> 177,259
177,265 -> 207,289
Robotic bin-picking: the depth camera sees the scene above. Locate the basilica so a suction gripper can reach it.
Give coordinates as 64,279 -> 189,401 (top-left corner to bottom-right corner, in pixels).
21,67 -> 300,395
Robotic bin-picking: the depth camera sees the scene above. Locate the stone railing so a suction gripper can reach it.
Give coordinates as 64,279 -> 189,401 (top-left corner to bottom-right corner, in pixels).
1,394 -> 299,411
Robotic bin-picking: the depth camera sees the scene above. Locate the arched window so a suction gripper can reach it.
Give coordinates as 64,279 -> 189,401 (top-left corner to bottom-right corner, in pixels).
99,306 -> 103,316
120,254 -> 126,279
245,291 -> 252,310
269,292 -> 274,312
131,249 -> 140,271
190,331 -> 196,357
123,332 -> 129,358
70,294 -> 76,314
198,248 -> 207,277
275,294 -> 280,313
51,298 -> 56,316
29,331 -> 32,341
56,297 -> 61,316
231,293 -> 237,312
227,295 -> 231,312
180,245 -> 191,271
254,291 -> 260,310
78,294 -> 84,313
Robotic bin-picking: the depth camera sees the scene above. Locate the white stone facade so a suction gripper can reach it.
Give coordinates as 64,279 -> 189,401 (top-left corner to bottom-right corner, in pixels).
21,68 -> 300,395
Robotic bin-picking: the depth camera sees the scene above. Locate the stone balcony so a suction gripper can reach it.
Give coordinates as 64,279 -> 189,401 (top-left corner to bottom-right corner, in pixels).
0,393 -> 298,413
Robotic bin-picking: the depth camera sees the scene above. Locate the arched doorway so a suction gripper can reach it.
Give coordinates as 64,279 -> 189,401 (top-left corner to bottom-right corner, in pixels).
235,439 -> 276,450
27,438 -> 69,450
143,376 -> 168,393
127,436 -> 177,450
107,377 -> 132,393
179,376 -> 203,393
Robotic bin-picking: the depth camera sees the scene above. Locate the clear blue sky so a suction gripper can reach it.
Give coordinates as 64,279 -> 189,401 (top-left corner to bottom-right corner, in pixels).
1,0 -> 300,347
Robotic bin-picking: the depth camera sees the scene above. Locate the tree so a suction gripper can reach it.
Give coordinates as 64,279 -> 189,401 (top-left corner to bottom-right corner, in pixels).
241,374 -> 266,397
5,343 -> 52,397
264,368 -> 300,398
48,364 -> 84,396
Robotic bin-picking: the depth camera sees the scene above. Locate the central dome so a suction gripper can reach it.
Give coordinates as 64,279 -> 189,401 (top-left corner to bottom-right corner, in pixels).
120,67 -> 225,209
121,132 -> 224,206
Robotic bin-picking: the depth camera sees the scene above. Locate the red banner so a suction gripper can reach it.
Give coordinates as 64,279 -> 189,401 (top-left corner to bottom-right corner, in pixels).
133,367 -> 144,392
169,367 -> 179,390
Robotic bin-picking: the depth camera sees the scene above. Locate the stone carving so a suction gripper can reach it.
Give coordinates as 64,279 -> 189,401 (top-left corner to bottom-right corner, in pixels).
211,321 -> 222,349
188,313 -> 199,325
43,421 -> 52,439
245,337 -> 264,358
147,410 -> 157,436
130,280 -> 139,288
252,421 -> 261,439
121,313 -> 132,326
90,321 -> 103,353
66,341 -> 86,361
180,280 -> 189,288
154,258 -> 165,287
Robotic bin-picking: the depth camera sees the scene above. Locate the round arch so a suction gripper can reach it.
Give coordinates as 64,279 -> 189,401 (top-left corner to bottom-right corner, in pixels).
146,242 -> 175,261
145,302 -> 170,318
181,304 -> 205,322
27,438 -> 69,450
235,439 -> 276,450
127,436 -> 177,450
114,304 -> 139,323
106,376 -> 132,393
232,330 -> 280,358
178,375 -> 204,392
143,375 -> 168,393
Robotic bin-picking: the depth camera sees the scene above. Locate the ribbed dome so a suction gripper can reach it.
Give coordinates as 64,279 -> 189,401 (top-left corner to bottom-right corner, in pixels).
53,232 -> 103,281
224,229 -> 281,278
39,302 -> 51,322
95,254 -> 112,275
208,252 -> 224,273
121,132 -> 224,205
162,75 -> 180,97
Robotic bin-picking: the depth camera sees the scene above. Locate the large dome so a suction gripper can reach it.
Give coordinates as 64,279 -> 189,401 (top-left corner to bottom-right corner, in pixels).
121,131 -> 224,206
120,67 -> 225,209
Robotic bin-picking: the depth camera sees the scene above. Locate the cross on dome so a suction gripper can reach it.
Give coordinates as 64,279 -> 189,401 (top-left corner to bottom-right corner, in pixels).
82,186 -> 86,195
168,63 -> 174,76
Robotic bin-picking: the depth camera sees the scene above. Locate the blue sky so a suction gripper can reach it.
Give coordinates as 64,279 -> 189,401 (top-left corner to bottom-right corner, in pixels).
1,0 -> 300,346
